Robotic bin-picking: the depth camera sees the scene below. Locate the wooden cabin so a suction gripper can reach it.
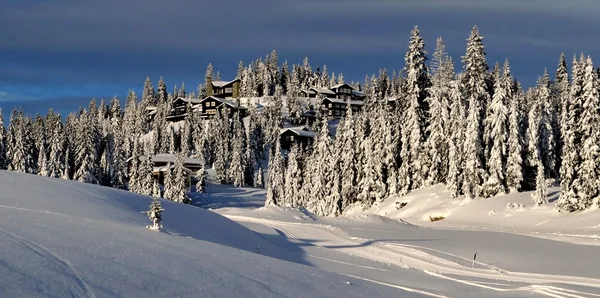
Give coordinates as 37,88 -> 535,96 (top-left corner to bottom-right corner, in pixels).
330,83 -> 354,100
210,79 -> 240,99
321,98 -> 363,119
279,127 -> 316,151
195,96 -> 248,119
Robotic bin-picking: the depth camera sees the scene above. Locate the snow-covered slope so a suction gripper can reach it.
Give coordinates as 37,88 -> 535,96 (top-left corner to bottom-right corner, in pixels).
344,184 -> 600,244
0,170 -> 420,298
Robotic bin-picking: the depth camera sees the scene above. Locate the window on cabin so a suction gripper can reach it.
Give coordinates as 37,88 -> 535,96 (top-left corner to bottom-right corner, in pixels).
328,103 -> 332,108
205,102 -> 210,107
334,110 -> 340,116
225,87 -> 233,93
211,102 -> 216,107
328,110 -> 332,116
290,136 -> 294,142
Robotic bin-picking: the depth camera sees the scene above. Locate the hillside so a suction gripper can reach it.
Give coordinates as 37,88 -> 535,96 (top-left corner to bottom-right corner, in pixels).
0,170 -> 420,298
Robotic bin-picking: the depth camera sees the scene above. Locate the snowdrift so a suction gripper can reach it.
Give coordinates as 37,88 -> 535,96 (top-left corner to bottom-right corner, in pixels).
0,170 -> 415,297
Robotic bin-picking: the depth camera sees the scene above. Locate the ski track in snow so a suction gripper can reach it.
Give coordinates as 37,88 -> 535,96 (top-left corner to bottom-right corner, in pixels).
0,227 -> 97,298
224,214 -> 600,298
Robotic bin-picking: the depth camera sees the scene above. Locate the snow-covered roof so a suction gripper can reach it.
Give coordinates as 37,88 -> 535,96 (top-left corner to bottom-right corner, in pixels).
211,79 -> 239,88
352,90 -> 365,96
280,127 -> 316,138
177,97 -> 203,104
317,88 -> 336,95
324,97 -> 347,104
348,100 -> 364,106
300,89 -> 317,95
151,154 -> 204,165
152,165 -> 193,173
199,96 -> 247,109
331,83 -> 353,90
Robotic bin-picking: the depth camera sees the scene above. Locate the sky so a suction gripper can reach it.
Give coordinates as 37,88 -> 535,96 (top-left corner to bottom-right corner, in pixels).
1,0 -> 600,116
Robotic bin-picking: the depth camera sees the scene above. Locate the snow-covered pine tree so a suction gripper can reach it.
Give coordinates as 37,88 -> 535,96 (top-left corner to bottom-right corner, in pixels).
152,179 -> 161,198
532,156 -> 548,205
128,139 -> 142,193
446,76 -> 466,198
111,126 -> 127,189
0,108 -> 5,169
142,77 -> 156,106
554,53 -> 569,176
143,196 -> 164,231
537,70 -> 558,181
401,26 -> 431,190
506,84 -> 524,193
139,154 -> 154,196
255,166 -> 264,188
304,120 -> 332,215
229,113 -> 246,187
461,26 -> 490,199
171,153 -> 191,204
195,165 -> 207,193
339,106 -> 358,210
7,109 -> 26,173
284,144 -> 303,207
480,59 -> 511,197
425,37 -> 453,185
37,141 -> 49,177
162,162 -> 174,201
265,141 -> 284,206
157,77 -> 168,104
74,110 -> 98,184
573,56 -> 600,210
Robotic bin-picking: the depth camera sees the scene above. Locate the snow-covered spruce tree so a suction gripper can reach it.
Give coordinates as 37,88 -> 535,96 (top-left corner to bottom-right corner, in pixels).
339,106 -> 358,210
554,53 -> 569,176
446,78 -> 466,198
143,196 -> 164,231
265,141 -> 284,207
537,70 -> 558,181
0,108 -> 6,169
401,26 -> 431,190
480,59 -> 511,197
6,109 -> 26,173
287,66 -> 303,124
128,140 -> 142,193
461,26 -> 490,199
139,154 -> 154,196
506,85 -> 524,193
171,153 -> 191,204
122,90 -> 138,158
284,144 -> 303,207
157,77 -> 168,104
229,113 -> 246,187
255,166 -> 264,188
152,179 -> 162,198
195,165 -> 207,193
532,156 -> 548,205
425,37 -> 453,185
162,162 -> 174,201
573,57 -> 600,210
74,110 -> 98,184
304,120 -> 333,215
99,133 -> 114,186
180,103 -> 194,157
557,55 -> 583,212
142,77 -> 156,107
111,126 -> 127,189
47,111 -> 65,178
37,141 -> 49,177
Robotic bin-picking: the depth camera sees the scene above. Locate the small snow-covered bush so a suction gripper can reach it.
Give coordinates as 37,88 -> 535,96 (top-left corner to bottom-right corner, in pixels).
395,201 -> 408,210
429,215 -> 445,222
506,202 -> 525,211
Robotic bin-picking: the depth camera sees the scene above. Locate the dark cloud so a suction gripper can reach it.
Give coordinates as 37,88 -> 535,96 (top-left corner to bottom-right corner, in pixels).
1,0 -> 600,114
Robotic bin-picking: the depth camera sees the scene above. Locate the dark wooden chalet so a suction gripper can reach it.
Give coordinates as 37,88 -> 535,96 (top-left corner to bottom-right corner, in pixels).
330,83 -> 354,100
322,98 -> 363,119
210,79 -> 240,99
195,96 -> 248,118
280,127 -> 316,151
166,97 -> 203,121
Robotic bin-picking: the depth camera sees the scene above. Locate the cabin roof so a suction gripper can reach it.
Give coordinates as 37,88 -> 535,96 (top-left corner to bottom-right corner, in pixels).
280,126 -> 316,138
199,96 -> 247,109
211,79 -> 239,88
151,154 -> 204,166
323,97 -> 347,104
330,83 -> 353,90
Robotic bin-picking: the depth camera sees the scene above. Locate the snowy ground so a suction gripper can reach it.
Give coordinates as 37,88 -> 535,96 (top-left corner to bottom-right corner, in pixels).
196,183 -> 600,298
4,169 -> 600,298
0,170 -> 424,298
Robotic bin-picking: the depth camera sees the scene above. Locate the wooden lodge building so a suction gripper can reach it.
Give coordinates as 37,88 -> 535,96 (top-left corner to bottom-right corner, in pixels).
279,126 -> 316,151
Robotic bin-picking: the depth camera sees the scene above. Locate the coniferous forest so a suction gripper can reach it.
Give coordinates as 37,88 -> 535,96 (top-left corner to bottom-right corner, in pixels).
1,26 -> 599,216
